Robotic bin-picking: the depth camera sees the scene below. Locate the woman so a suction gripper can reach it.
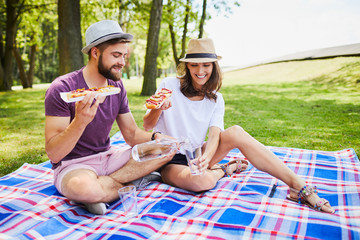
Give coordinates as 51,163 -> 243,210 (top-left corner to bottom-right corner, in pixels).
143,38 -> 335,213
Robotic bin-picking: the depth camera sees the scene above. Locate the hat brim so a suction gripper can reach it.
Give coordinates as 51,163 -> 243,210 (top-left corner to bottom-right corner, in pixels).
179,56 -> 222,63
81,33 -> 133,54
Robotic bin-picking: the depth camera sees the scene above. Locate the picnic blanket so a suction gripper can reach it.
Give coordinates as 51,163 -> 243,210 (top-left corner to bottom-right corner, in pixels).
1,131 -> 359,239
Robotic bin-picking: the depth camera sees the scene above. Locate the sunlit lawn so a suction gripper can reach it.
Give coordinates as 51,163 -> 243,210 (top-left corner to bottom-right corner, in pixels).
223,81 -> 360,151
1,57 -> 360,176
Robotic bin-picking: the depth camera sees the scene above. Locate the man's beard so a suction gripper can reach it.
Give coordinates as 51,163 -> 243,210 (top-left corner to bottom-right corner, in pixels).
98,54 -> 121,81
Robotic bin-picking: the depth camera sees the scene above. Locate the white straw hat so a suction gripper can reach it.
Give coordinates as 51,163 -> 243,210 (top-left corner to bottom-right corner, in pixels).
81,20 -> 133,54
180,38 -> 222,63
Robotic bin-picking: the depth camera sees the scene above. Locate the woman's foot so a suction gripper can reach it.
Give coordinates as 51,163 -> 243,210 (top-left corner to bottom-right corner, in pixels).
287,185 -> 335,213
212,159 -> 248,177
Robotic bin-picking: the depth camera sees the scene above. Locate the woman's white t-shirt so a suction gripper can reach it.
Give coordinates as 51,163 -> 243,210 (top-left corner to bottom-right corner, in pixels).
152,77 -> 225,152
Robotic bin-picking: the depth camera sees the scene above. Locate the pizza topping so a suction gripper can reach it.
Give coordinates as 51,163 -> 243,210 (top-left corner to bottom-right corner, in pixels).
60,85 -> 121,103
145,88 -> 172,109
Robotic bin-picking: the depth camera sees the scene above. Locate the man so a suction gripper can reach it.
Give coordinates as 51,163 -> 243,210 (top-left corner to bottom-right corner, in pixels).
45,20 -> 174,215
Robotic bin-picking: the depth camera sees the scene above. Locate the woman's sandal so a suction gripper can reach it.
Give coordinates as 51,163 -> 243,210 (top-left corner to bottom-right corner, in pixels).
212,159 -> 249,177
286,185 -> 335,213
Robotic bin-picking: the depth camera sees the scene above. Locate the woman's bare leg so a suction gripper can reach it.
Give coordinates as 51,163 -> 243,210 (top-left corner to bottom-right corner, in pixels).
161,162 -> 245,192
209,125 -> 335,213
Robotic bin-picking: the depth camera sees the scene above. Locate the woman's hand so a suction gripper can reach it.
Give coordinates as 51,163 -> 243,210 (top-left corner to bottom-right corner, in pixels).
143,99 -> 171,131
198,154 -> 211,173
160,98 -> 172,110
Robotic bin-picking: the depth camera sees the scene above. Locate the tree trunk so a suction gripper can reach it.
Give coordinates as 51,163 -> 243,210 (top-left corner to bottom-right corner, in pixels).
0,60 -> 3,84
119,0 -> 126,30
27,44 -> 36,88
168,0 -> 191,66
167,0 -> 179,66
180,0 -> 190,60
198,0 -> 207,38
168,23 -> 179,65
119,0 -> 123,26
0,24 -> 4,66
0,0 -> 19,91
13,39 -> 36,89
58,0 -> 83,75
141,0 -> 163,96
13,47 -> 29,88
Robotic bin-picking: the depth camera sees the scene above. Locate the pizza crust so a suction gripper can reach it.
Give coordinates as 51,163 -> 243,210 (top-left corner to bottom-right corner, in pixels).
60,86 -> 121,103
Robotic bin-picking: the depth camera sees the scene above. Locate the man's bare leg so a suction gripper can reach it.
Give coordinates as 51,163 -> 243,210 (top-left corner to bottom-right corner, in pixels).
59,150 -> 175,214
61,169 -> 123,204
60,151 -> 175,210
109,152 -> 176,184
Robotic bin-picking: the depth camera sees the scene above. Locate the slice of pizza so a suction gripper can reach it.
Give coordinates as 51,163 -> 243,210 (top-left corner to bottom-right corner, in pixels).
145,94 -> 166,109
145,88 -> 172,109
60,85 -> 120,103
160,88 -> 172,97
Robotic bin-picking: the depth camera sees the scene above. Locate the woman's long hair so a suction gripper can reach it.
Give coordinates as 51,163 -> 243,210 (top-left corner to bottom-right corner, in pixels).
177,61 -> 223,101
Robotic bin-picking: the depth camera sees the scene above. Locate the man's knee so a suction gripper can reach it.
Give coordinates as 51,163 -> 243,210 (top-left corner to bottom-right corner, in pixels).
62,174 -> 103,202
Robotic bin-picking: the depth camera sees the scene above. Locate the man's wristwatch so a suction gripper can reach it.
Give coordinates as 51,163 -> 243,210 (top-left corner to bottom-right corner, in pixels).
151,131 -> 161,141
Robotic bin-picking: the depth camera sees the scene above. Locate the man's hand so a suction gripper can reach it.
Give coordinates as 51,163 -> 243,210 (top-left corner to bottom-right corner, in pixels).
74,92 -> 106,127
45,93 -> 106,163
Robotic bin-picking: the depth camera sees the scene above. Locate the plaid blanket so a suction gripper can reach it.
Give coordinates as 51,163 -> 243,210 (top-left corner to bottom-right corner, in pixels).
1,131 -> 359,239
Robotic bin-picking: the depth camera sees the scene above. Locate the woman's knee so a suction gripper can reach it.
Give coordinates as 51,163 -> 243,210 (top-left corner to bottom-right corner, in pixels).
162,166 -> 216,192
189,177 -> 217,192
229,125 -> 246,135
221,125 -> 247,144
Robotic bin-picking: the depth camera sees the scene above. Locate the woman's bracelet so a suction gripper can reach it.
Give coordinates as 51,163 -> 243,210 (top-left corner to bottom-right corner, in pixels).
151,131 -> 161,141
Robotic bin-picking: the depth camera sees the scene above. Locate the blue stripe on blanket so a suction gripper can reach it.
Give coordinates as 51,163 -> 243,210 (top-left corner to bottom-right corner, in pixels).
0,132 -> 359,239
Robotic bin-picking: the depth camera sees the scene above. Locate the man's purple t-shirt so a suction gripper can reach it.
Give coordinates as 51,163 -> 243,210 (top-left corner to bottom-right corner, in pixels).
44,67 -> 130,169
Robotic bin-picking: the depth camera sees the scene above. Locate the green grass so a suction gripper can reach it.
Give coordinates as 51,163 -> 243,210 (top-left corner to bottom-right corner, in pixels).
0,89 -> 48,175
223,81 -> 360,150
1,56 -> 360,176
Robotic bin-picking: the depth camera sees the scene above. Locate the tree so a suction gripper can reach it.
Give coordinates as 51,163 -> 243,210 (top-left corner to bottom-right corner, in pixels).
1,0 -> 58,90
0,0 -> 241,91
141,0 -> 163,96
13,0 -> 51,88
165,0 -> 199,66
0,0 -> 21,91
58,0 -> 83,75
198,0 -> 207,38
80,0 -> 143,79
35,9 -> 58,83
165,0 -> 240,66
118,0 -> 133,79
13,42 -> 35,88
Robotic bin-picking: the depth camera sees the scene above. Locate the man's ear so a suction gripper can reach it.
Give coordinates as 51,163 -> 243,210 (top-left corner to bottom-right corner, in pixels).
90,47 -> 99,59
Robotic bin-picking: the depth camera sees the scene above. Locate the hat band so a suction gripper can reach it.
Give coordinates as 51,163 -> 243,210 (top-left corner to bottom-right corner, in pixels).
90,32 -> 122,44
184,53 -> 217,59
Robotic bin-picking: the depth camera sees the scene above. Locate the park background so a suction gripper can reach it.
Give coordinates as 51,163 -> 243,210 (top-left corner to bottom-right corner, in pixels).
0,0 -> 360,176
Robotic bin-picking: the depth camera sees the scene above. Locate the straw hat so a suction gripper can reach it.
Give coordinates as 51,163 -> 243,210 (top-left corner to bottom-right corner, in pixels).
81,20 -> 133,54
180,38 -> 222,63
